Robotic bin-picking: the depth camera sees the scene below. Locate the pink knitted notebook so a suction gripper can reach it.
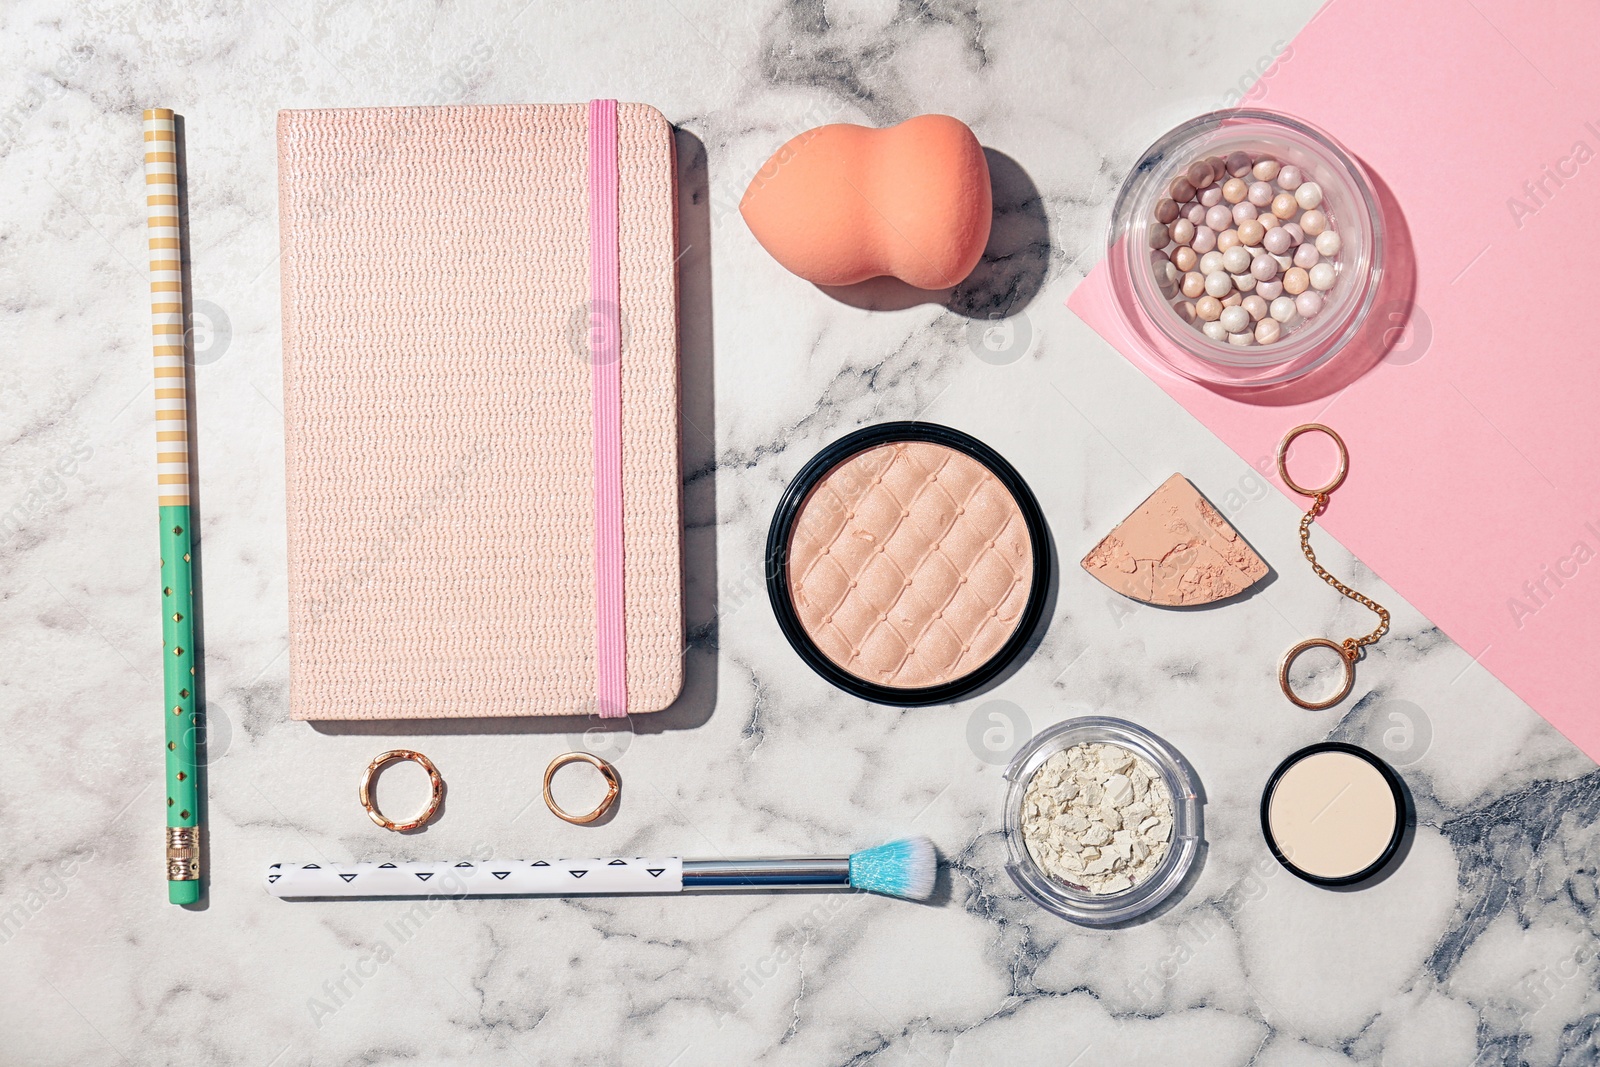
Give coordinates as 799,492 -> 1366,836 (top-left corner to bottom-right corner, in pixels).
277,104 -> 683,720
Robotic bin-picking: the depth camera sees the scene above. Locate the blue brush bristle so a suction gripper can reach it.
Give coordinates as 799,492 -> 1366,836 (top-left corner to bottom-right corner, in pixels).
847,837 -> 937,901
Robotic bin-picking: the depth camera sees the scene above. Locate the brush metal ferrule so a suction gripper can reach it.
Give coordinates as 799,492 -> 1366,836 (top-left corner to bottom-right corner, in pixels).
682,857 -> 849,889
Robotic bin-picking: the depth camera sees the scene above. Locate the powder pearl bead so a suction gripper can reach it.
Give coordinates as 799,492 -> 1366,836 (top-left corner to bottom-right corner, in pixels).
1148,222 -> 1170,249
1192,226 -> 1217,253
1259,213 -> 1280,231
1226,150 -> 1253,177
1181,271 -> 1205,298
1253,158 -> 1281,182
1231,272 -> 1257,293
1295,181 -> 1324,210
1256,279 -> 1283,300
1206,204 -> 1233,231
1232,201 -> 1258,224
1223,177 -> 1249,203
1237,219 -> 1265,246
1217,229 -> 1241,252
1171,245 -> 1198,272
1315,229 -> 1342,256
1219,306 -> 1250,334
1163,264 -> 1182,294
1283,267 -> 1310,295
1222,246 -> 1252,274
1202,320 -> 1228,341
1199,184 -> 1223,208
1187,160 -> 1214,188
1155,198 -> 1179,224
1255,317 -> 1282,344
1300,209 -> 1328,236
1243,294 -> 1269,321
1247,181 -> 1275,207
1271,193 -> 1298,219
1251,254 -> 1278,280
1270,296 -> 1297,322
1204,270 -> 1232,298
1228,331 -> 1254,347
1296,291 -> 1324,318
1271,252 -> 1294,271
1293,243 -> 1321,269
1221,291 -> 1242,307
1263,227 -> 1293,255
1205,156 -> 1228,179
1196,296 -> 1222,321
1309,262 -> 1337,290
1282,222 -> 1305,245
1171,218 -> 1196,246
1199,250 -> 1224,275
1171,176 -> 1196,202
1185,202 -> 1206,225
1277,164 -> 1303,191
1177,300 -> 1197,322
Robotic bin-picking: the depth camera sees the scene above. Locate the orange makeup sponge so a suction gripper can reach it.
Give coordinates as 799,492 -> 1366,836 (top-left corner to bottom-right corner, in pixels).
740,114 -> 992,290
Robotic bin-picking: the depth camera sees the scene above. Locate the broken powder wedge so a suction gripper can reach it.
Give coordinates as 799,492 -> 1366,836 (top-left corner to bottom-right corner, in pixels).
1080,474 -> 1269,606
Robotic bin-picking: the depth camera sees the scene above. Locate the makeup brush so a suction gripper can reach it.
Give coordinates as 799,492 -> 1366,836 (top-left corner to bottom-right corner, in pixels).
266,837 -> 937,902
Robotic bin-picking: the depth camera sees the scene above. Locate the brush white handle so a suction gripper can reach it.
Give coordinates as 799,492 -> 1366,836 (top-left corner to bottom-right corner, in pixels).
266,858 -> 685,897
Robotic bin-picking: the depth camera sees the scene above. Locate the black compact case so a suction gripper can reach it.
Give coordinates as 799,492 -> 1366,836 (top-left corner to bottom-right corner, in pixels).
764,422 -> 1050,706
1260,741 -> 1407,887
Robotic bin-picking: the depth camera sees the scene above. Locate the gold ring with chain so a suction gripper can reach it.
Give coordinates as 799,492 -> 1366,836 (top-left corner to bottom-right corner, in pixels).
1276,424 -> 1389,709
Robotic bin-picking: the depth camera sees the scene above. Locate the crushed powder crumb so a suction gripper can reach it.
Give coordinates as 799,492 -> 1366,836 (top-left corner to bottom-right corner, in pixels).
1021,742 -> 1174,895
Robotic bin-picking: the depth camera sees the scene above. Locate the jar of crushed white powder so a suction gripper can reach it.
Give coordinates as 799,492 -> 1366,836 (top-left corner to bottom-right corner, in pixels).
1003,717 -> 1201,925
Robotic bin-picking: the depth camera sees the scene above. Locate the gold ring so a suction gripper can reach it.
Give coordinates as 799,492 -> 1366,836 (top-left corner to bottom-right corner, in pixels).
1277,423 -> 1348,498
543,752 -> 621,825
1278,637 -> 1356,710
359,749 -> 444,832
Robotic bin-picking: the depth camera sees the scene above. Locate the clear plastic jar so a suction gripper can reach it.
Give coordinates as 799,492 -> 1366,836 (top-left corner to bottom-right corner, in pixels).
1107,109 -> 1383,387
1003,716 -> 1201,925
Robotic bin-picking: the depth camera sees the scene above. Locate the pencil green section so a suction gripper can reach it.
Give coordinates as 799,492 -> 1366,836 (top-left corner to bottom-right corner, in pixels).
162,504 -> 200,903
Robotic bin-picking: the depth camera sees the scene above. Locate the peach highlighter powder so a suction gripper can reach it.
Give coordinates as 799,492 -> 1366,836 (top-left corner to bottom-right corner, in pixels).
785,440 -> 1035,689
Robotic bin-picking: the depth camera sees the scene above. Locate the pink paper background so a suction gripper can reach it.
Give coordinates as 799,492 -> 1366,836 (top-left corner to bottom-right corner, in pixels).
1070,0 -> 1600,760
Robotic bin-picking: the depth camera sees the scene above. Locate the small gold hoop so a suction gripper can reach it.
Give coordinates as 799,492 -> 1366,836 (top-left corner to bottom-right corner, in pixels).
1278,638 -> 1356,710
543,752 -> 621,825
359,749 -> 444,832
1277,423 -> 1349,498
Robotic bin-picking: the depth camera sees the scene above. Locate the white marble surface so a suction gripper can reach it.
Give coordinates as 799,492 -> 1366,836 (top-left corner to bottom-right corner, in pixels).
3,1 -> 1598,1064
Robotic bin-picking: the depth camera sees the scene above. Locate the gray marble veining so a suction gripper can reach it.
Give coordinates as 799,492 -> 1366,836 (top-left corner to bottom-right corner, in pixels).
2,0 -> 1597,1064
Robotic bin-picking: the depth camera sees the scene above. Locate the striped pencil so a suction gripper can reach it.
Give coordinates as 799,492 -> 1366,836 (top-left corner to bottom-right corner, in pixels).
144,108 -> 201,904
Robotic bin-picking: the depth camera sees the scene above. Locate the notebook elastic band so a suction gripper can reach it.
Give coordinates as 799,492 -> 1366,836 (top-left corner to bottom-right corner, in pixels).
588,99 -> 627,718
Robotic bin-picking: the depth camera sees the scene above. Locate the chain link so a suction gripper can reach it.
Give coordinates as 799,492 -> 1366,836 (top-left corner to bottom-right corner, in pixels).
1298,493 -> 1390,661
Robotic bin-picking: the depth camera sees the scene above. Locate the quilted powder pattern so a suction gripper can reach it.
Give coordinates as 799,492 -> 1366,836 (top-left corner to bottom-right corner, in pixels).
787,441 -> 1034,688
278,104 -> 682,719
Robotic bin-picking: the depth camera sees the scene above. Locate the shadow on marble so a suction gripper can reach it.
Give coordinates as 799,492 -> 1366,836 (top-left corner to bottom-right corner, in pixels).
815,147 -> 1051,319
307,128 -> 721,741
175,112 -> 214,911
